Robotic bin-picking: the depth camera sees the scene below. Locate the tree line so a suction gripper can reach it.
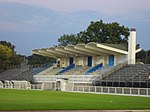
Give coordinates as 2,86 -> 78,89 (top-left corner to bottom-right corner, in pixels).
136,49 -> 150,64
0,41 -> 55,72
58,20 -> 129,46
0,41 -> 21,72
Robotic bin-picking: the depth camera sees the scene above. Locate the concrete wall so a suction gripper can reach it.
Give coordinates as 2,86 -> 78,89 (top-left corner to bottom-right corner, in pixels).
59,54 -> 127,68
116,54 -> 127,65
93,56 -> 104,66
77,57 -> 84,66
60,57 -> 69,68
104,55 -> 108,66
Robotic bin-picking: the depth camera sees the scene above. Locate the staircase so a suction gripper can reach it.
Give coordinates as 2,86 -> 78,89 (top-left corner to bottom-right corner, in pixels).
85,63 -> 103,75
61,66 -> 91,75
56,64 -> 75,75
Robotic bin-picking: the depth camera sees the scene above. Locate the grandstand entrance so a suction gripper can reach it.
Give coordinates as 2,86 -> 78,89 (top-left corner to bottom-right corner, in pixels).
56,81 -> 61,91
56,78 -> 68,91
88,56 -> 92,67
109,55 -> 114,66
69,58 -> 74,65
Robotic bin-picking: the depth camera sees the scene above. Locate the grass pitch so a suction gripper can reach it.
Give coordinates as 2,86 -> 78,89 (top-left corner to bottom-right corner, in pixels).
0,89 -> 150,110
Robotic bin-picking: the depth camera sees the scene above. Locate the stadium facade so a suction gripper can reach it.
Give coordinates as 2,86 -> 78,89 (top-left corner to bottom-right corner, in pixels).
0,28 -> 150,96
30,28 -> 150,91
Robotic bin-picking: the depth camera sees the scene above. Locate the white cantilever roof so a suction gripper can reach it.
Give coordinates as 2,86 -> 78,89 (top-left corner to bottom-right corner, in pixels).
32,42 -> 141,59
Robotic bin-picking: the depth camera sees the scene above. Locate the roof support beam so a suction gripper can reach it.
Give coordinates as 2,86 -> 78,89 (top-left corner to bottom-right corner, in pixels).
32,51 -> 57,59
75,44 -> 102,56
55,46 -> 76,57
65,45 -> 93,56
97,44 -> 128,54
39,50 -> 60,58
47,48 -> 66,57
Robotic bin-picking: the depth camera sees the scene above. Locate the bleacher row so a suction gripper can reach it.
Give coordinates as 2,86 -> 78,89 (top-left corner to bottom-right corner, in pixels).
0,68 -> 34,82
0,80 -> 31,89
103,64 -> 150,82
92,64 -> 150,88
0,63 -> 54,84
36,63 -> 105,76
0,62 -> 150,87
35,63 -> 150,83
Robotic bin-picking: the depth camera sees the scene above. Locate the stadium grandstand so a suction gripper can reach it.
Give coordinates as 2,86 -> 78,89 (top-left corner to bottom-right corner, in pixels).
0,28 -> 150,94
31,28 -> 150,91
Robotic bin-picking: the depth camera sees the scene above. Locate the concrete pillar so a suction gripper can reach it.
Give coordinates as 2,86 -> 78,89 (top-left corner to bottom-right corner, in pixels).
92,56 -> 95,66
128,28 -> 136,64
83,57 -> 86,67
74,57 -> 77,66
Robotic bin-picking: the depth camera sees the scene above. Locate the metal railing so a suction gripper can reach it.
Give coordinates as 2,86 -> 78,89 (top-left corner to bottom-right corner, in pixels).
34,75 -> 98,83
31,84 -> 43,90
66,85 -> 150,96
0,83 -> 43,90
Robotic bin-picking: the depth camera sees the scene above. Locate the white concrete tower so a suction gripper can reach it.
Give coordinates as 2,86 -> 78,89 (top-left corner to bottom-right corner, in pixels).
128,28 -> 136,64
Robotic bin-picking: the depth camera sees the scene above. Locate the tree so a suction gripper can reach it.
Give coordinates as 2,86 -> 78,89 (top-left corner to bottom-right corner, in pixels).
136,49 -> 150,64
57,20 -> 130,46
105,22 -> 129,44
58,34 -> 77,46
84,20 -> 107,43
0,44 -> 16,71
0,41 -> 21,72
27,54 -> 56,65
0,41 -> 15,52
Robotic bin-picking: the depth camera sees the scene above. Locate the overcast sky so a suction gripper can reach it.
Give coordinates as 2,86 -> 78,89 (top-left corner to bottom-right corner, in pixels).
0,0 -> 150,55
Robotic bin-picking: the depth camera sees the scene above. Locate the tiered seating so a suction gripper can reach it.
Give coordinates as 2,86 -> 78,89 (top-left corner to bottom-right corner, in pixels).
56,64 -> 75,75
11,69 -> 34,83
103,64 -> 149,82
85,63 -> 103,75
49,68 -> 63,75
98,65 -> 113,75
37,66 -> 54,75
60,65 -> 92,75
34,63 -> 116,76
32,63 -> 53,75
0,68 -> 34,83
38,67 -> 63,75
36,64 -> 63,75
89,65 -> 113,75
0,69 -> 22,80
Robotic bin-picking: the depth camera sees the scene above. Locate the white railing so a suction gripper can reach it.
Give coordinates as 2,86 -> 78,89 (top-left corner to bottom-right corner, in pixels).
0,81 -> 3,88
66,85 -> 150,97
34,75 -> 99,83
116,58 -> 128,65
1,84 -> 42,90
31,84 -> 43,90
1,80 -> 31,90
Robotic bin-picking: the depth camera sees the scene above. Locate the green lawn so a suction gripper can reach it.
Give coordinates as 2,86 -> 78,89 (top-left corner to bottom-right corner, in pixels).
0,89 -> 150,110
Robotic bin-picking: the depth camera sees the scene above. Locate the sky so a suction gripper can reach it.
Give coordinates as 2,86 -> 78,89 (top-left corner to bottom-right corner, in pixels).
0,0 -> 150,55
